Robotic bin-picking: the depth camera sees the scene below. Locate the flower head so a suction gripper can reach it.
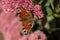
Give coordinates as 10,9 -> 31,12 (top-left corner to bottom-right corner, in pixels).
28,30 -> 47,40
0,0 -> 44,40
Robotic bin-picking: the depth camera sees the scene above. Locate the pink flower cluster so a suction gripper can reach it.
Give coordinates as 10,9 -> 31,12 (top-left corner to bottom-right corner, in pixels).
1,0 -> 44,18
33,5 -> 44,19
19,30 -> 47,40
28,30 -> 47,40
0,0 -> 46,40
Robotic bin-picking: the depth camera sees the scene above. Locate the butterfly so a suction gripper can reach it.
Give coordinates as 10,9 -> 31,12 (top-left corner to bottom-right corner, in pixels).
16,6 -> 34,35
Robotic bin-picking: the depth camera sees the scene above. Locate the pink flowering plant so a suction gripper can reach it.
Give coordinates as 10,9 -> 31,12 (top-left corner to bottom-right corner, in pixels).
1,0 -> 60,40
0,0 -> 47,40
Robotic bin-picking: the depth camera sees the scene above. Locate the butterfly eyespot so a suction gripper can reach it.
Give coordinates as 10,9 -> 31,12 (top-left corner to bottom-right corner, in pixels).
28,23 -> 32,26
17,10 -> 20,11
16,13 -> 20,16
24,31 -> 26,32
29,24 -> 32,26
22,28 -> 25,30
22,29 -> 29,35
16,6 -> 21,9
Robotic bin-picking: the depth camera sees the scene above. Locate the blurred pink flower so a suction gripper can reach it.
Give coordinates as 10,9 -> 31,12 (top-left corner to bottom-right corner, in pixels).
19,30 -> 47,40
28,30 -> 47,40
0,12 -> 22,40
19,35 -> 29,40
0,0 -> 45,40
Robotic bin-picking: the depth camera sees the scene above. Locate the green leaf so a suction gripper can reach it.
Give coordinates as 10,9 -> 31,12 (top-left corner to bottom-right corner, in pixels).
55,4 -> 60,13
46,7 -> 53,16
44,0 -> 51,7
37,26 -> 42,30
50,0 -> 54,10
47,16 -> 54,22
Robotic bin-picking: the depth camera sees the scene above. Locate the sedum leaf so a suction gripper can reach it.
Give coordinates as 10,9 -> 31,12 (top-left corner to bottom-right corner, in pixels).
46,7 -> 53,16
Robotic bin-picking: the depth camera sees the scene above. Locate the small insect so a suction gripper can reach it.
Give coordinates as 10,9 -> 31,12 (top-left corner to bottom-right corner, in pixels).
16,6 -> 34,35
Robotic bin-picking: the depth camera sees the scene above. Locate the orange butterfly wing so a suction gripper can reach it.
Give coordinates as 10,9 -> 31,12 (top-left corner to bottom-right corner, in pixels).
20,10 -> 31,18
23,23 -> 31,30
19,9 -> 33,31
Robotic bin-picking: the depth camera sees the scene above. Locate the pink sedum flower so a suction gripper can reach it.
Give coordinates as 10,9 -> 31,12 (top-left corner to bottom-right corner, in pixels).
0,12 -> 22,40
28,30 -> 47,40
0,0 -> 45,40
19,35 -> 29,40
34,5 -> 41,11
33,5 -> 44,19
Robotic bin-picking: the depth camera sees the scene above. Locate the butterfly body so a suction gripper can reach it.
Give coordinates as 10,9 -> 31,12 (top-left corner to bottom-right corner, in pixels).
16,7 -> 34,35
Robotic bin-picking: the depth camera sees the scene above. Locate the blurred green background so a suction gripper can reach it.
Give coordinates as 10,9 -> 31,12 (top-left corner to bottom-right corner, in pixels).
31,0 -> 60,40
